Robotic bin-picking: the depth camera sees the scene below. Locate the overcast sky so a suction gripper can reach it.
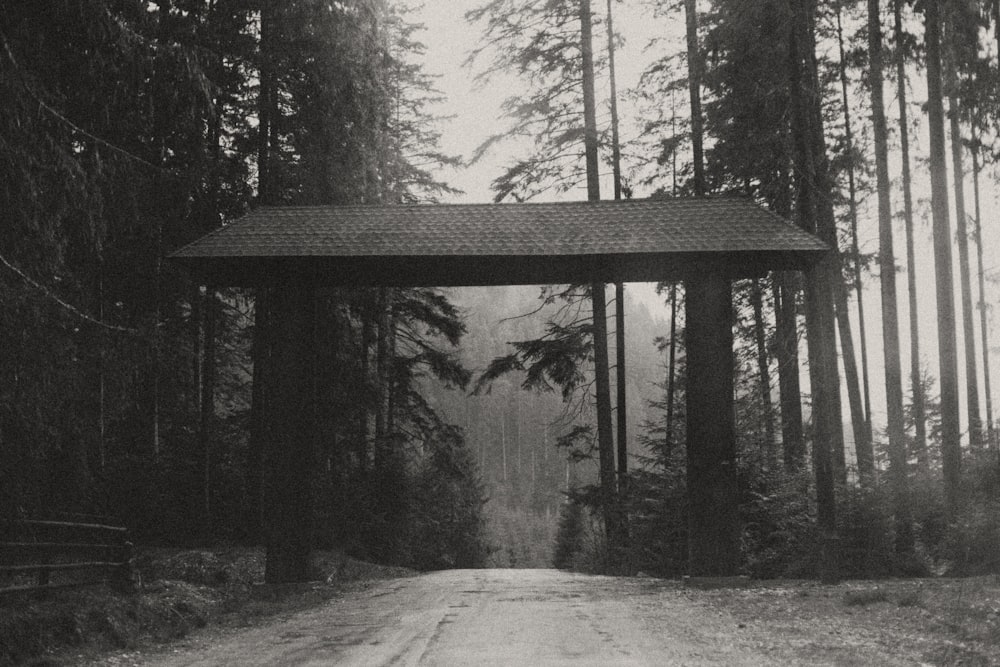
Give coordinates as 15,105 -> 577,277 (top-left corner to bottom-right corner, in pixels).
406,0 -> 673,203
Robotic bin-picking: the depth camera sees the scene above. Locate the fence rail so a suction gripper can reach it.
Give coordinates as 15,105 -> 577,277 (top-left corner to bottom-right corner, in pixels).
0,515 -> 134,596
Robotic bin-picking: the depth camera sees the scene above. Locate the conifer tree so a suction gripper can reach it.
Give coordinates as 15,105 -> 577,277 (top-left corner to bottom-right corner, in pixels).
834,3 -> 874,479
893,0 -> 928,465
787,0 -> 841,582
945,1 -> 983,450
924,0 -> 963,518
868,0 -> 912,551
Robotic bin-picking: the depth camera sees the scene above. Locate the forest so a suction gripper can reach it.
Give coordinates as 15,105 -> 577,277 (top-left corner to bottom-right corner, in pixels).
1,0 -> 999,583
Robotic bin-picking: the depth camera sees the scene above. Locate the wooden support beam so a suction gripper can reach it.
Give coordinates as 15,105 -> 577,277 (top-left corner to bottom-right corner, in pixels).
685,272 -> 740,576
263,280 -> 317,583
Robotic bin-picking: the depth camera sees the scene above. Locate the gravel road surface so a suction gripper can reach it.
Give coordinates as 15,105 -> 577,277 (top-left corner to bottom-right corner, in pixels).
140,568 -> 917,666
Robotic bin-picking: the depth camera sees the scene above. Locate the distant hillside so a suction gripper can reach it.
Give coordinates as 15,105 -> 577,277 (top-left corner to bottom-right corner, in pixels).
423,284 -> 670,516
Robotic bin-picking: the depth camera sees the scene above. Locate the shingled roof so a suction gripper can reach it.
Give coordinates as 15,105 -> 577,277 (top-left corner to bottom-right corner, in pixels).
170,197 -> 827,286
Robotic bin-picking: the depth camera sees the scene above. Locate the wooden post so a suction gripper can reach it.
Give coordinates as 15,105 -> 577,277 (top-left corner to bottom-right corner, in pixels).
263,279 -> 317,583
685,272 -> 740,576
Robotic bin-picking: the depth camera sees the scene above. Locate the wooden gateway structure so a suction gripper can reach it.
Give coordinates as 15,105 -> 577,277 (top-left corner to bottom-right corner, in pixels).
172,196 -> 828,581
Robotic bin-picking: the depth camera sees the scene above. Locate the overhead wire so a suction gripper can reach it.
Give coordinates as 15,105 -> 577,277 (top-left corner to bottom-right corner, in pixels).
1,33 -> 167,174
0,252 -> 140,334
0,26 -> 184,335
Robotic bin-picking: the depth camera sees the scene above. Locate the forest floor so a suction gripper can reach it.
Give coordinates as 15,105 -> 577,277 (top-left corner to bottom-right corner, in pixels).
0,547 -> 414,666
687,575 -> 1000,665
3,556 -> 999,665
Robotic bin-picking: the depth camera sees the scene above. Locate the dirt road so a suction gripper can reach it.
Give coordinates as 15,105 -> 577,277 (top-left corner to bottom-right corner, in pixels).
131,568 -> 946,666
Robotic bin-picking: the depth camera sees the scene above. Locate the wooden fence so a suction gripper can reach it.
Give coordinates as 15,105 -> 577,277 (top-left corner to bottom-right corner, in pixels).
0,513 -> 134,595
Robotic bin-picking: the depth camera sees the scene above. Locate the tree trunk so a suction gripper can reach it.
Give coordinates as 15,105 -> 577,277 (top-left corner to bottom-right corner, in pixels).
685,0 -> 705,195
925,0 -> 963,518
200,9 -> 224,539
581,0 -> 620,552
149,136 -> 170,464
516,397 -> 522,477
607,0 -> 623,202
774,272 -> 805,468
789,0 -> 840,582
97,274 -> 107,471
358,308 -> 373,471
770,155 -> 805,470
834,278 -> 870,481
531,443 -> 537,489
386,298 -> 397,443
257,1 -> 274,206
200,288 -> 217,539
868,0 -> 912,552
751,279 -> 776,466
607,0 -> 628,489
971,138 -> 996,450
823,6 -> 864,483
836,7 -> 874,453
615,284 -> 627,482
580,0 -> 601,201
592,282 -> 620,546
192,286 -> 203,413
248,0 -> 277,543
671,91 -> 679,196
894,0 -> 927,466
151,287 -> 162,462
501,416 -> 507,483
375,287 -> 392,467
803,262 -> 841,584
246,289 -> 270,543
665,283 -> 678,458
945,25 -> 982,450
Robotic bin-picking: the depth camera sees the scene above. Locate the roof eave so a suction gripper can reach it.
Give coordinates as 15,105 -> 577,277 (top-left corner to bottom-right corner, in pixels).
173,248 -> 829,288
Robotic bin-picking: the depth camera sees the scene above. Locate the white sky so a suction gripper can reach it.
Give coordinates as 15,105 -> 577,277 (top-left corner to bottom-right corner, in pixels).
407,0 -> 672,203
404,0 -> 1000,447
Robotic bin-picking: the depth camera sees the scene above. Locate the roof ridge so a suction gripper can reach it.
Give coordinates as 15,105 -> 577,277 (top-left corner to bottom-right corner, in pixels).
251,195 -> 749,211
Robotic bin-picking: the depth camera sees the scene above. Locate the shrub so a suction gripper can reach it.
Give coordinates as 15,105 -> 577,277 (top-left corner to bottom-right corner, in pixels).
741,468 -> 817,579
836,485 -> 899,578
570,508 -> 610,573
553,498 -> 585,569
406,430 -> 490,570
942,498 -> 1000,576
620,464 -> 688,577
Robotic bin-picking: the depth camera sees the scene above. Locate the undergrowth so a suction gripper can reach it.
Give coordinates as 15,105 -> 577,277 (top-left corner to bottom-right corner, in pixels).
0,547 -> 413,666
